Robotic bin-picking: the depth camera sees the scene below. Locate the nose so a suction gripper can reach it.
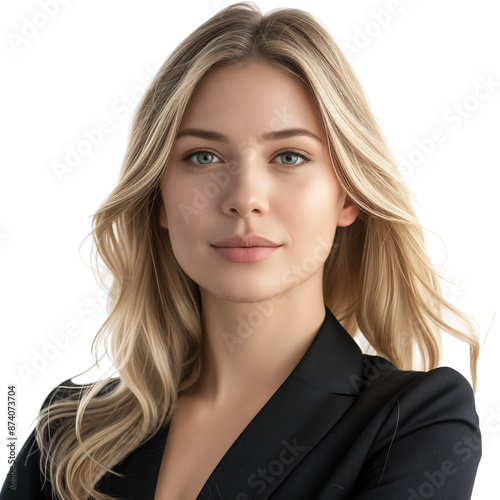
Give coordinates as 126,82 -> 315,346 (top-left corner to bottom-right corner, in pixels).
221,158 -> 269,217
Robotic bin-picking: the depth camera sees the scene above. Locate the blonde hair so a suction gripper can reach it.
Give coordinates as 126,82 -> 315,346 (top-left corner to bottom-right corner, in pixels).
35,2 -> 480,498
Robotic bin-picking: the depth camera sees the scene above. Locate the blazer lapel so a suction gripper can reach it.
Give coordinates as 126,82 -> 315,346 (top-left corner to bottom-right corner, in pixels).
101,304 -> 364,500
197,304 -> 364,499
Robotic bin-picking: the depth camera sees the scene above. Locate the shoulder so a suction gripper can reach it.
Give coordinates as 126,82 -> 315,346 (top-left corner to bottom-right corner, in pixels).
0,378 -> 121,498
40,377 -> 120,411
348,355 -> 479,437
360,355 -> 475,404
355,355 -> 479,432
350,357 -> 481,497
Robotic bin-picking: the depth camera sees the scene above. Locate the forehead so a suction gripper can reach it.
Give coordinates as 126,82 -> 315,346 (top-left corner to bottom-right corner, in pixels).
179,61 -> 324,138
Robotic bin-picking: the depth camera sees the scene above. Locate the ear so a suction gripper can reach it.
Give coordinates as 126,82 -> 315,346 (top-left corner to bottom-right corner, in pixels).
158,197 -> 168,229
337,195 -> 359,228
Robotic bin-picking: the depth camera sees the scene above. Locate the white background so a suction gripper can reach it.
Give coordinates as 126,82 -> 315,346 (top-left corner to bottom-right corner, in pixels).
1,1 -> 498,497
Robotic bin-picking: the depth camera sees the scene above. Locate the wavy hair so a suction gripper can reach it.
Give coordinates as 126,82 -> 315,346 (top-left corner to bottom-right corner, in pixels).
34,2 -> 480,498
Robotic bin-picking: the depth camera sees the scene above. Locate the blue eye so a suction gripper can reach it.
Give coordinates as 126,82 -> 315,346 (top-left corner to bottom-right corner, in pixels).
183,150 -> 221,165
274,151 -> 311,167
182,149 -> 311,169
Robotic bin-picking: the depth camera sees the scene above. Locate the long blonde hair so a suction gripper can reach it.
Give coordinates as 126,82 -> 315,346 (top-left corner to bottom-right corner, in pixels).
35,2 -> 480,498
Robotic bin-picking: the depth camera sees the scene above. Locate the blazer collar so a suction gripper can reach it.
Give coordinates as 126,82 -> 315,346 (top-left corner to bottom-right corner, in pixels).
105,304 -> 365,499
288,303 -> 365,396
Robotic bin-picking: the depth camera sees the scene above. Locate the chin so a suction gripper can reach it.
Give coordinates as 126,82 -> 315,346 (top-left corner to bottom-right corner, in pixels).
199,282 -> 282,305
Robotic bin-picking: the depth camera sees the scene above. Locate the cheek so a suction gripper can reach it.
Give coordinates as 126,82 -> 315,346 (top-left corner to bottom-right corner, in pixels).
163,181 -> 209,251
283,175 -> 340,241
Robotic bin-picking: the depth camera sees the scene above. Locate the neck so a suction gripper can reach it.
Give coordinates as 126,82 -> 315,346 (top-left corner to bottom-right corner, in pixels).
192,276 -> 326,407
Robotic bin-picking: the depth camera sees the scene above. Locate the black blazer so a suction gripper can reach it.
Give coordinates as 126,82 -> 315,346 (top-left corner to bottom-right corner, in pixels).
1,304 -> 481,499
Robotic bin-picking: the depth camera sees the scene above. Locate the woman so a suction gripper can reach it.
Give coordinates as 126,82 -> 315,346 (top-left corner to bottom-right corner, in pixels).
1,2 -> 481,499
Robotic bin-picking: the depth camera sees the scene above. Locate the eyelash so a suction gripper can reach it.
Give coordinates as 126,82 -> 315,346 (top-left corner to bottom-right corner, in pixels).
181,148 -> 312,169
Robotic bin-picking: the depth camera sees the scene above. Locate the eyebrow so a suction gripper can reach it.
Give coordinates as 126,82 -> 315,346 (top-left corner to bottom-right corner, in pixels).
176,127 -> 324,144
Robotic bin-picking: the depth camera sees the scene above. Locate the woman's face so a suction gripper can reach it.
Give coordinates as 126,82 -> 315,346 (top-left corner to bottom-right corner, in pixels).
159,60 -> 358,303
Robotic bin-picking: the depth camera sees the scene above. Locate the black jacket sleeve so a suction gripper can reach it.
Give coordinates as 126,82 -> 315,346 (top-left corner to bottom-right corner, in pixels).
0,379 -> 74,500
351,367 -> 481,499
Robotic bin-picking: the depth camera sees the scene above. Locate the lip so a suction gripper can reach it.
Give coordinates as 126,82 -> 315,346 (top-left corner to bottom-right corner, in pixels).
211,233 -> 281,248
212,246 -> 280,263
210,233 -> 282,263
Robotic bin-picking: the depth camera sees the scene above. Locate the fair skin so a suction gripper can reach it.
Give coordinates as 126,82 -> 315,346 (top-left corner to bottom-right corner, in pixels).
155,60 -> 358,498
